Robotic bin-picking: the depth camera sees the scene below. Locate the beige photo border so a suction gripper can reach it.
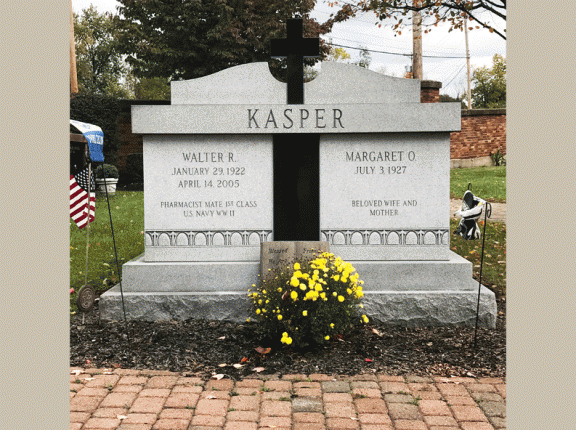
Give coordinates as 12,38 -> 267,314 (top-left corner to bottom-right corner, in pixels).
2,0 -> 575,428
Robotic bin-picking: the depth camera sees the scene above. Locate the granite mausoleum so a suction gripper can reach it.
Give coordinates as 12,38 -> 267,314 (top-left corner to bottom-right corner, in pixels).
100,49 -> 496,327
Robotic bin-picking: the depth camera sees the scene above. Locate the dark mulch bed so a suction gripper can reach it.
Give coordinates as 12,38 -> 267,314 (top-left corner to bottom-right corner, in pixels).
70,296 -> 505,380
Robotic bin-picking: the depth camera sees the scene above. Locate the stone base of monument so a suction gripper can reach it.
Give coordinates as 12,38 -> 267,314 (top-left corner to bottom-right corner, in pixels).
99,251 -> 496,328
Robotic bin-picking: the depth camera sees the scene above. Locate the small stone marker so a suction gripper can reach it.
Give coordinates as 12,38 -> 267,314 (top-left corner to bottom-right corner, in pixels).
260,241 -> 329,277
76,284 -> 96,312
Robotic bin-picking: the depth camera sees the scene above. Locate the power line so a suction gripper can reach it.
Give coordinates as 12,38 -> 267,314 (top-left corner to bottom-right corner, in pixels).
325,41 -> 467,59
321,16 -> 466,56
328,33 -> 459,56
443,62 -> 467,88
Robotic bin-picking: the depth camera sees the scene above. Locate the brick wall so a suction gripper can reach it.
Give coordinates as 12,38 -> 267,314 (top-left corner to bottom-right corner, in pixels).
450,109 -> 506,160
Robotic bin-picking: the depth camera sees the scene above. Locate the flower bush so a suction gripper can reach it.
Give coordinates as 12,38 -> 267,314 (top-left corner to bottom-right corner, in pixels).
248,252 -> 368,349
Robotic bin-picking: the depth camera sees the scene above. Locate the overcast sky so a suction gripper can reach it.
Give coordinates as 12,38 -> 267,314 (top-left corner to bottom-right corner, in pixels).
72,0 -> 506,97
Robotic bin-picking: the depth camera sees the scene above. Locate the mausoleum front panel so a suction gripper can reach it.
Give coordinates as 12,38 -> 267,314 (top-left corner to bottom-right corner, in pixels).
320,133 -> 450,261
143,134 -> 273,262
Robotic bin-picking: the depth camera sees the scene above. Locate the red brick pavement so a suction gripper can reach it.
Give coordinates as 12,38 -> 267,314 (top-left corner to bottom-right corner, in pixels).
70,368 -> 506,429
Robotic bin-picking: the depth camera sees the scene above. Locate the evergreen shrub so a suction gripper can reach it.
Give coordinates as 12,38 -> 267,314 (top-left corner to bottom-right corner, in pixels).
94,164 -> 119,179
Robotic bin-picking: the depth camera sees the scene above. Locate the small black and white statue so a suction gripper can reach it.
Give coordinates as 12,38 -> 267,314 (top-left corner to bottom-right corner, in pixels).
453,190 -> 485,240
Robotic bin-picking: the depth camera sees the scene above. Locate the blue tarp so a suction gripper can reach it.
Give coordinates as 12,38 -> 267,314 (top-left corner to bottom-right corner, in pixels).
70,119 -> 104,163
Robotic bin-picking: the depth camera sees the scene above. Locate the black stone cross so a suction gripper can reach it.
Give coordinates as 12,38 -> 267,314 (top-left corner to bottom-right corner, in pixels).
271,19 -> 320,104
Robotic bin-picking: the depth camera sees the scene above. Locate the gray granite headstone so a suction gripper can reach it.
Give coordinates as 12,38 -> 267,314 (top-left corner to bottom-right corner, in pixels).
320,133 -> 449,261
99,61 -> 496,328
143,134 -> 273,262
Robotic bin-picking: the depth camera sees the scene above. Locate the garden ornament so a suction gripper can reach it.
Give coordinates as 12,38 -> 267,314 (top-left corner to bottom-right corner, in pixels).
453,190 -> 485,240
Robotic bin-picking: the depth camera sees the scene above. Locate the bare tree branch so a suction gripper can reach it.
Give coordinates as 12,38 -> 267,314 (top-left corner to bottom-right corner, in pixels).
329,0 -> 505,39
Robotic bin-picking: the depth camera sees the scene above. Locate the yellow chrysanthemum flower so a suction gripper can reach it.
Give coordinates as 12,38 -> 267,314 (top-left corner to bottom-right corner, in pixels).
290,277 -> 300,287
291,291 -> 298,300
256,309 -> 261,314
302,310 -> 308,316
362,315 -> 369,323
330,323 -> 334,328
338,295 -> 344,302
277,314 -> 283,320
294,262 -> 301,270
325,335 -> 330,341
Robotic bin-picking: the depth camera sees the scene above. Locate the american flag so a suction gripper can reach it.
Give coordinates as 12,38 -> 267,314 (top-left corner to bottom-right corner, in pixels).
70,166 -> 95,229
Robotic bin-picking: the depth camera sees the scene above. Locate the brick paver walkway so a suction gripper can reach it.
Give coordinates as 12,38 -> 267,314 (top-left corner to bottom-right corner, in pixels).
70,368 -> 506,430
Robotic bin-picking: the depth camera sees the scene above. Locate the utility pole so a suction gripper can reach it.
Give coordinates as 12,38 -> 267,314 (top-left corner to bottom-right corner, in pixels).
70,0 -> 78,94
465,21 -> 471,109
412,0 -> 423,80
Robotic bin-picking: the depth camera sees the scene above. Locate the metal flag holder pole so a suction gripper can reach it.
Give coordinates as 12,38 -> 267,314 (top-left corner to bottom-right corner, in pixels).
100,172 -> 128,329
473,195 -> 492,349
453,183 -> 492,349
71,120 -> 128,330
81,162 -> 93,326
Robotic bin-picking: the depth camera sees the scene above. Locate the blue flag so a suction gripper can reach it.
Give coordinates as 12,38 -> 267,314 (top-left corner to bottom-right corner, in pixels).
70,120 -> 104,163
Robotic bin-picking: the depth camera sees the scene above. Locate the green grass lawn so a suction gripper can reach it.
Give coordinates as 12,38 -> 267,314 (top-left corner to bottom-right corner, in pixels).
450,165 -> 506,203
70,191 -> 144,312
449,218 -> 506,298
70,167 -> 506,312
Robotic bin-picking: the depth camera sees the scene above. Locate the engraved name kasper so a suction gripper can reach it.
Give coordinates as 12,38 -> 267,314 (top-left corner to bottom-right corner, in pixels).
247,107 -> 344,130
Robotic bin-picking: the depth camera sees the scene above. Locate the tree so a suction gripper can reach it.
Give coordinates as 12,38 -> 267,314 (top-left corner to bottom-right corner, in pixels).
74,6 -> 133,97
116,0 -> 335,82
326,46 -> 352,62
468,54 -> 506,108
439,93 -> 467,109
134,77 -> 171,100
355,47 -> 372,68
327,1 -> 506,40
